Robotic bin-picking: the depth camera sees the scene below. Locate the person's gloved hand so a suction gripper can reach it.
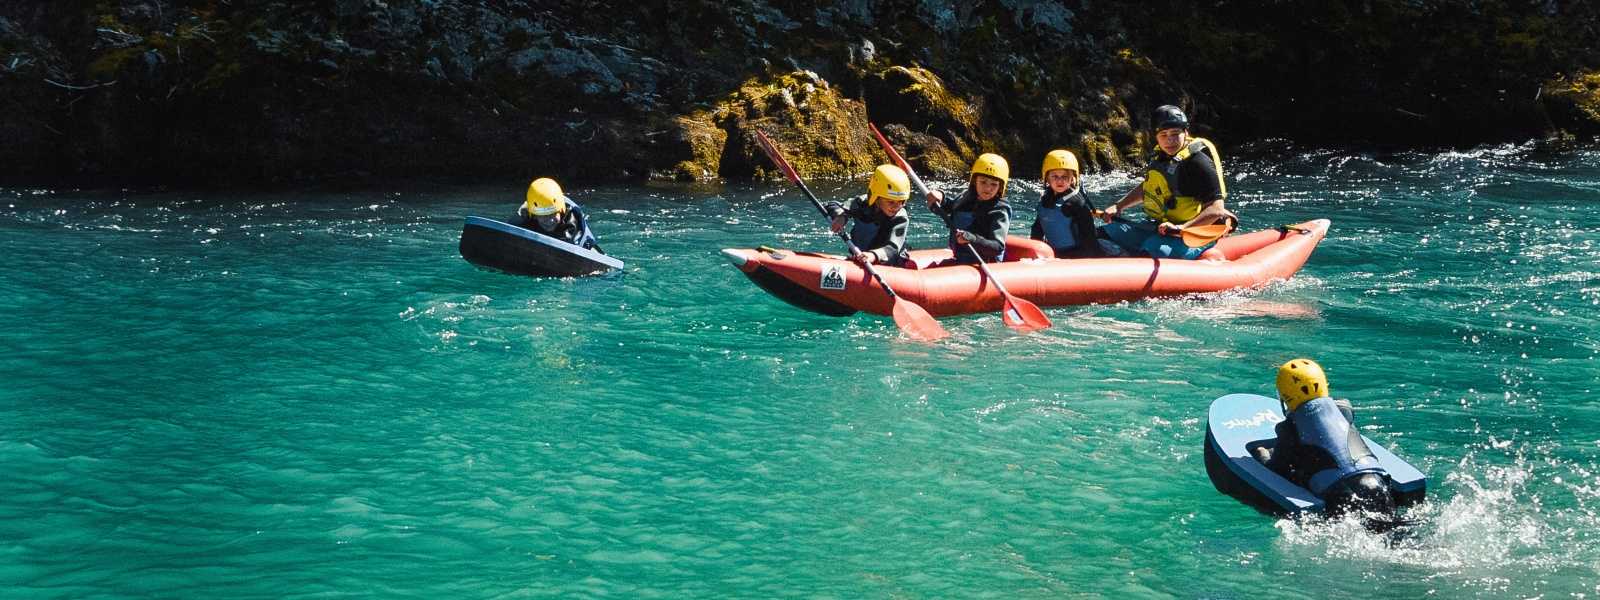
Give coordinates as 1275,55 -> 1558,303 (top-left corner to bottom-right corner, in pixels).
830,214 -> 849,234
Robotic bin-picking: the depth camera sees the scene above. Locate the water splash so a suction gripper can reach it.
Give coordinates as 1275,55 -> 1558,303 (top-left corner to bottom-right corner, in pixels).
1275,449 -> 1600,595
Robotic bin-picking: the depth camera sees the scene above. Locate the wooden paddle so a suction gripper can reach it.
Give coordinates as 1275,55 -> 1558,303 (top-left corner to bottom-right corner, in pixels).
752,130 -> 950,342
868,123 -> 1051,332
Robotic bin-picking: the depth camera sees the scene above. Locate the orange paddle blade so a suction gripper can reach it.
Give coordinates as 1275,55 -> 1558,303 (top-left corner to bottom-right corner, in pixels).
1181,223 -> 1231,248
891,298 -> 950,342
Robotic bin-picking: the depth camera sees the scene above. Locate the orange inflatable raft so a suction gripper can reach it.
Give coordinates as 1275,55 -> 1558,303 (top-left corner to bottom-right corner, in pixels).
721,219 -> 1329,317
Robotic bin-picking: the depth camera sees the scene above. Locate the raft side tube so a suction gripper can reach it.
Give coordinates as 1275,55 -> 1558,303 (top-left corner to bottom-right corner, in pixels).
724,249 -> 860,317
723,220 -> 1330,317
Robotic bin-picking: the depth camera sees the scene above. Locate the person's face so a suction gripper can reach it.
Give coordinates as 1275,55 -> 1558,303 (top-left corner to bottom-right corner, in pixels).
973,174 -> 1003,201
876,197 -> 905,216
1156,127 -> 1187,155
1044,169 -> 1078,193
534,211 -> 562,230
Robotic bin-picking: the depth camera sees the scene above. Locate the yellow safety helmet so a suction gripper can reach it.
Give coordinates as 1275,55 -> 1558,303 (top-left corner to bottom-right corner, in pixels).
1275,358 -> 1329,411
867,164 -> 911,206
1041,149 -> 1079,179
969,153 -> 1010,195
524,177 -> 567,216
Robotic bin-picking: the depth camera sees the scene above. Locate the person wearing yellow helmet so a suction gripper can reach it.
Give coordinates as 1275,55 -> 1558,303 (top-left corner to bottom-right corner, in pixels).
1029,149 -> 1111,258
1255,359 -> 1398,516
925,152 -> 1012,266
1099,105 -> 1236,260
518,177 -> 602,253
823,164 -> 914,266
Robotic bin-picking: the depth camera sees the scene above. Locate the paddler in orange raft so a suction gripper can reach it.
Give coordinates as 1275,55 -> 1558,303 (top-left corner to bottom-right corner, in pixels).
1030,149 -> 1109,258
824,165 -> 913,267
1100,105 -> 1235,260
925,153 -> 1013,267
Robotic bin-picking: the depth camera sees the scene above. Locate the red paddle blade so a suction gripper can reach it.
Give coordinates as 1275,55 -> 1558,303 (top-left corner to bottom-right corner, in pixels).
1000,297 -> 1052,332
890,298 -> 950,342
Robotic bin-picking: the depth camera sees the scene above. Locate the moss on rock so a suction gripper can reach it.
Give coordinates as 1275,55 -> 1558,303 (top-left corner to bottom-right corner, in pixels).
1543,71 -> 1600,137
1078,133 -> 1123,174
656,112 -> 726,182
704,70 -> 880,181
861,65 -> 992,173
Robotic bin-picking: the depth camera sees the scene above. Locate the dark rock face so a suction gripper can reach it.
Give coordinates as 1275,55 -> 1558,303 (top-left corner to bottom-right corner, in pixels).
1,0 -> 1597,186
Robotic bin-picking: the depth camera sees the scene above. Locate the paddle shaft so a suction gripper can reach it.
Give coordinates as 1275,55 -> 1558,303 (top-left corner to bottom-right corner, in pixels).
753,131 -> 905,300
870,124 -> 1043,316
1096,209 -> 1228,248
867,124 -> 1017,295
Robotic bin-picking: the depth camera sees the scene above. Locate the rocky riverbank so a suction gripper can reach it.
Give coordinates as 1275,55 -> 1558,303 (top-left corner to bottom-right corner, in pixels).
2,1 -> 1597,186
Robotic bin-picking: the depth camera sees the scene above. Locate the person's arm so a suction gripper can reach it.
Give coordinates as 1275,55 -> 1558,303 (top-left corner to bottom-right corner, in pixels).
1171,154 -> 1230,230
1101,183 -> 1143,222
1066,191 -> 1103,257
964,204 -> 1009,259
1174,199 -> 1231,231
1263,420 -> 1297,477
865,211 -> 910,263
568,205 -> 603,252
825,198 -> 856,233
1029,213 -> 1044,241
925,190 -> 949,220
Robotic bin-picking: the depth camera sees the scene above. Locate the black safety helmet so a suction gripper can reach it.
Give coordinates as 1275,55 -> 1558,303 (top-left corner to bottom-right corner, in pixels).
1153,105 -> 1188,131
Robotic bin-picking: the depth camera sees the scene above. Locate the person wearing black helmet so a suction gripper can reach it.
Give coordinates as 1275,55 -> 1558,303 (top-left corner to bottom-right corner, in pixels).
1099,105 -> 1236,260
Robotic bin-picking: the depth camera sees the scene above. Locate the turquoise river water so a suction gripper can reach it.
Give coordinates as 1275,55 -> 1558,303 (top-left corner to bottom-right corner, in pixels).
2,144 -> 1599,598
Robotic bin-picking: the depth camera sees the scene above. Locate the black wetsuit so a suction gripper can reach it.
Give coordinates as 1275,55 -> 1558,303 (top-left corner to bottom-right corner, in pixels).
519,202 -> 602,253
1030,186 -> 1103,258
827,194 -> 910,266
931,187 -> 1010,265
1263,397 -> 1395,515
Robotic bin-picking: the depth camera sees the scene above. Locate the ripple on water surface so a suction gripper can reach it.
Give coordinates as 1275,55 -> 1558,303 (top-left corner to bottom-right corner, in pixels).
2,148 -> 1599,596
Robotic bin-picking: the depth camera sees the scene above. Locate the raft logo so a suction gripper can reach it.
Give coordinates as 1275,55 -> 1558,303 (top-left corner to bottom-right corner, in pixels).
820,265 -> 846,290
1224,411 -> 1283,429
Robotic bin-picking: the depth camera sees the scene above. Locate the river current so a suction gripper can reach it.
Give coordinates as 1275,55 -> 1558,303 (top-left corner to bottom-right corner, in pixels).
2,144 -> 1598,598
